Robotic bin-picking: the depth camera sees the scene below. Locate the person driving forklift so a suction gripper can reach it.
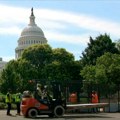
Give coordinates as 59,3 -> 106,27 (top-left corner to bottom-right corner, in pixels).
36,84 -> 43,99
35,84 -> 49,104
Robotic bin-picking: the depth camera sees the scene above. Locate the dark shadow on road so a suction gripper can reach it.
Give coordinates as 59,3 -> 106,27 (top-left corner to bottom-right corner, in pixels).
29,114 -> 113,119
63,114 -> 113,119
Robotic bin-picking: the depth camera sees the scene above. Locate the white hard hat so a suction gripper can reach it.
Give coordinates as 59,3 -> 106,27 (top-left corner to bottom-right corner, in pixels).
37,84 -> 41,87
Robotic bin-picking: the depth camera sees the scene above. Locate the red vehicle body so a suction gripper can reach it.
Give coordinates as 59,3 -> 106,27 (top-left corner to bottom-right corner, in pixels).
21,97 -> 49,116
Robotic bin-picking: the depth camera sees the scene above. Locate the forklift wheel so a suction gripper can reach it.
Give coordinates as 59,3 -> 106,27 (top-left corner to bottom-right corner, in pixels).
27,108 -> 38,118
54,105 -> 65,117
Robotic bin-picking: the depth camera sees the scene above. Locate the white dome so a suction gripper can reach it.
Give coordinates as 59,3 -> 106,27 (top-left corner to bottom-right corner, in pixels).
21,25 -> 45,37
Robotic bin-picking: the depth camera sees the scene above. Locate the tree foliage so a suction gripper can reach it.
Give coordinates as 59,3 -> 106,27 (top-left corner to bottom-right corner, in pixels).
96,52 -> 120,84
80,52 -> 120,94
0,44 -> 82,93
52,48 -> 74,64
21,44 -> 53,80
43,48 -> 76,83
0,60 -> 19,93
81,34 -> 119,66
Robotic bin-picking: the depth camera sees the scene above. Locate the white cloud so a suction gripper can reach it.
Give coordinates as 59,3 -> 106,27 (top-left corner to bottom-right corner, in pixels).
35,9 -> 120,36
38,19 -> 67,30
45,31 -> 90,44
0,4 -> 120,45
0,26 -> 21,35
0,5 -> 28,24
1,4 -> 120,62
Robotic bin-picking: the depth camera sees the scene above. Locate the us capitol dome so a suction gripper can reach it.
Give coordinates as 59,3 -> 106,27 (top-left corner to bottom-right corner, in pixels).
15,8 -> 47,59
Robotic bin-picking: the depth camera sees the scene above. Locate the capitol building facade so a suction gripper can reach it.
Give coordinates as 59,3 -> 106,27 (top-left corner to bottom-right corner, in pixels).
0,58 -> 7,71
15,8 -> 47,59
0,8 -> 47,71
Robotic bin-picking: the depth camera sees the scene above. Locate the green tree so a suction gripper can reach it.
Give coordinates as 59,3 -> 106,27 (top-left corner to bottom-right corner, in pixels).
52,48 -> 74,64
44,48 -> 75,83
81,34 -> 119,66
80,65 -> 96,84
96,52 -> 120,85
21,44 -> 53,81
0,44 -> 82,94
80,52 -> 120,95
0,60 -> 19,93
0,59 -> 38,93
67,60 -> 82,81
16,59 -> 37,91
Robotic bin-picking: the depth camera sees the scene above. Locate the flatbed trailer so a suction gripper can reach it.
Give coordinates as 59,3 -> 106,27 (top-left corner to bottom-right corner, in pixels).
66,103 -> 109,112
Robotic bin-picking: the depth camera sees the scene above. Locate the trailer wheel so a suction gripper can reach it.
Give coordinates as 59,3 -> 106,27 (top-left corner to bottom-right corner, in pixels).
54,105 -> 65,117
27,108 -> 38,118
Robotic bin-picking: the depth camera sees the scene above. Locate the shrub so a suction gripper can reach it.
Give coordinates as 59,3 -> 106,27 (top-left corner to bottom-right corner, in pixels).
0,96 -> 5,103
0,102 -> 6,109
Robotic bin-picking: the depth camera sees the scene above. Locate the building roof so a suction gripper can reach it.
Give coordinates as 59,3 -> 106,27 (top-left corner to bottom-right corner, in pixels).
0,57 -> 7,71
20,8 -> 45,38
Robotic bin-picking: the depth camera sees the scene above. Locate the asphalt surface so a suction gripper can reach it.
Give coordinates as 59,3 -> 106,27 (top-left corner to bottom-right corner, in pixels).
0,110 -> 120,120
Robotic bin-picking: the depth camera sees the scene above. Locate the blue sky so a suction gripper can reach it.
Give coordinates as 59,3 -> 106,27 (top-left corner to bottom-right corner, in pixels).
0,0 -> 120,61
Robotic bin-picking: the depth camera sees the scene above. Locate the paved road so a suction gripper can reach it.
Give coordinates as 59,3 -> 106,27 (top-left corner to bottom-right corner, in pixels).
0,110 -> 120,120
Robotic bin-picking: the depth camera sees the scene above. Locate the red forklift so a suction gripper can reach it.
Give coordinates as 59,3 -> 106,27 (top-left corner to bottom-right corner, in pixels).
21,81 -> 66,118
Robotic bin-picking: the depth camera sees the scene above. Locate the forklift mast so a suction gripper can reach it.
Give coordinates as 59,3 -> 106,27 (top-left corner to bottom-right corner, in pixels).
29,79 -> 63,100
51,81 -> 62,100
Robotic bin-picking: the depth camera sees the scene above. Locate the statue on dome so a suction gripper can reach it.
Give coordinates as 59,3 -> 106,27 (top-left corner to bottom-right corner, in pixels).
31,7 -> 34,16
